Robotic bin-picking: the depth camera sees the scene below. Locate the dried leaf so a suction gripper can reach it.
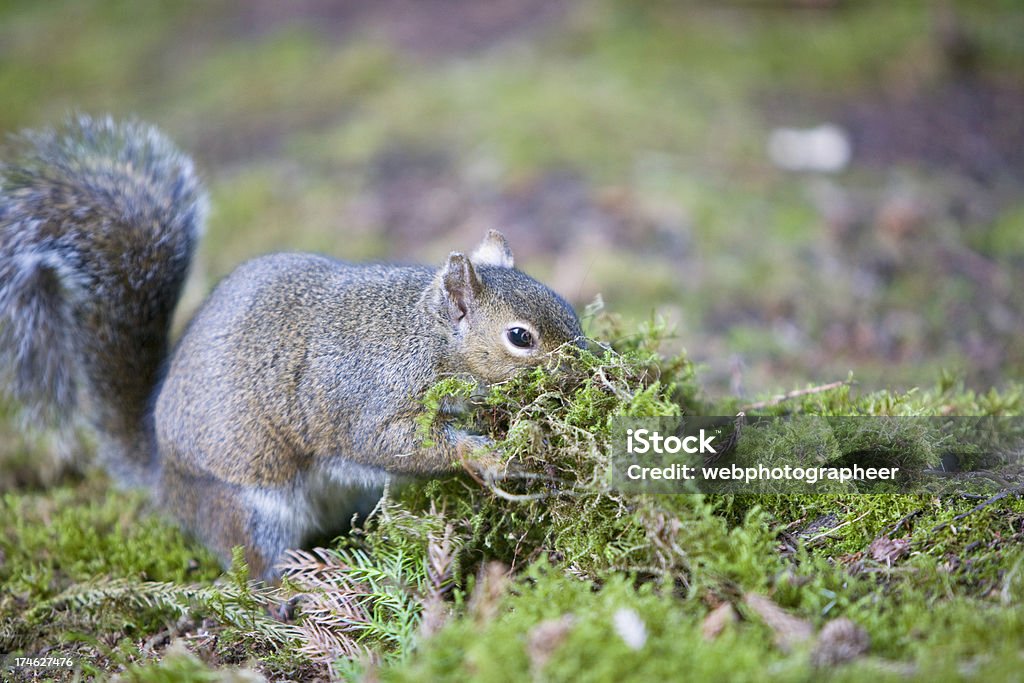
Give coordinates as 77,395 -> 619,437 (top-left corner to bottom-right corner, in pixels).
811,618 -> 870,668
702,602 -> 737,641
527,614 -> 576,671
869,536 -> 910,565
470,561 -> 510,624
743,593 -> 814,651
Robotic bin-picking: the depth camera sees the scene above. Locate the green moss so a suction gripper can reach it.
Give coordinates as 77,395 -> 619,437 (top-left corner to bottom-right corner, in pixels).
382,564 -> 781,683
351,326 -> 1024,680
380,556 -> 1024,682
0,480 -> 220,593
2,320 -> 1023,678
113,647 -> 226,683
371,489 -> 1024,681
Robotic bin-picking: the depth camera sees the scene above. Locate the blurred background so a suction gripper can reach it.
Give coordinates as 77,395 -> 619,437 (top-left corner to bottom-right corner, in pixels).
2,0 -> 1022,399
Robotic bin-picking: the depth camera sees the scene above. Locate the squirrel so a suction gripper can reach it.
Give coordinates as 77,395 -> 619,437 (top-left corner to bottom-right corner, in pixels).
0,114 -> 583,580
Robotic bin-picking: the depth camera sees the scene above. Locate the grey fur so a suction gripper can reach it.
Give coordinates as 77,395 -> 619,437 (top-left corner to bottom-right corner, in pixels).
0,115 -> 204,485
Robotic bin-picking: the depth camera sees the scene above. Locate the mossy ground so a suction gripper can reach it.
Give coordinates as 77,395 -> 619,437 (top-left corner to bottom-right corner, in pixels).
2,1 -> 1024,681
3,327 -> 1023,680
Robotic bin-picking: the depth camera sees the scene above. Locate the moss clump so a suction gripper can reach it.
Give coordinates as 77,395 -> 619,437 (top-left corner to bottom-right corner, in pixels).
386,318 -> 706,582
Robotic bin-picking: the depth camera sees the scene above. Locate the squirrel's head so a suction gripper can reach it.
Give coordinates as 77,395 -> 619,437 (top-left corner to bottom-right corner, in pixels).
431,230 -> 583,384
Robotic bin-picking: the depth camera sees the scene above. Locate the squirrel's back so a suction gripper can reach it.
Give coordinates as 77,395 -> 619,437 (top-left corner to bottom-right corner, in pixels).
154,253 -> 446,487
0,115 -> 205,484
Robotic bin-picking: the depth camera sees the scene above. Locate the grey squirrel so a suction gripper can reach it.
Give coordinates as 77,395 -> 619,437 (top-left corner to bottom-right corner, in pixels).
0,115 -> 583,580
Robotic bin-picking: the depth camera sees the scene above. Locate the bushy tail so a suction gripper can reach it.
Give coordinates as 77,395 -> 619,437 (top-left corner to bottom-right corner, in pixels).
0,114 -> 205,485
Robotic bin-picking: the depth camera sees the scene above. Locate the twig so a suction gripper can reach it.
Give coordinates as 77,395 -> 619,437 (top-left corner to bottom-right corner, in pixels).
804,511 -> 871,547
932,484 -> 1024,533
595,366 -> 634,401
742,380 -> 852,411
482,483 -> 552,502
888,509 -> 923,536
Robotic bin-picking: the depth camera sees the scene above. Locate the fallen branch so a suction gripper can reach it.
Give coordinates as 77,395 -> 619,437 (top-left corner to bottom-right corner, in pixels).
932,484 -> 1024,533
742,380 -> 853,411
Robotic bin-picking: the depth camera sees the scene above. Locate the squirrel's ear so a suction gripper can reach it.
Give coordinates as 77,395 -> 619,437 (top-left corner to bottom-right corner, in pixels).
440,252 -> 483,325
470,230 -> 514,269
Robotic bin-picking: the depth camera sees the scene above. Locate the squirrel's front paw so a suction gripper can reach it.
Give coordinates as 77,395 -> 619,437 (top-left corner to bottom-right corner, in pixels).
457,435 -> 506,482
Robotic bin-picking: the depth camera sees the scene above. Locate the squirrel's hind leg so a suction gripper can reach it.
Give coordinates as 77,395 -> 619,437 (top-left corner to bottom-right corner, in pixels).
159,464 -> 293,582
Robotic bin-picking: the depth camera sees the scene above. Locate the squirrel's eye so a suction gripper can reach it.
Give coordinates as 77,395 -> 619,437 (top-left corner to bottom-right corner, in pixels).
506,326 -> 534,349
